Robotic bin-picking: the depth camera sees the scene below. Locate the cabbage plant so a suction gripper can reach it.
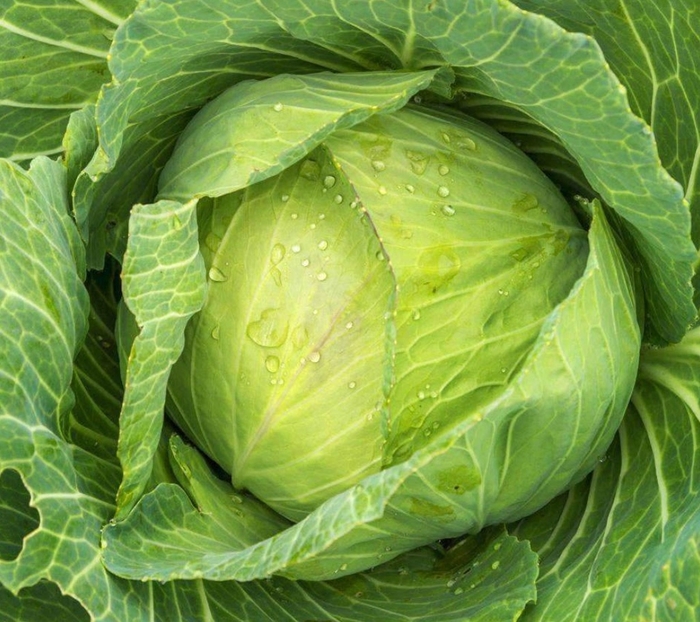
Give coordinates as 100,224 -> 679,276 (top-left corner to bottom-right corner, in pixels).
1,1 -> 699,620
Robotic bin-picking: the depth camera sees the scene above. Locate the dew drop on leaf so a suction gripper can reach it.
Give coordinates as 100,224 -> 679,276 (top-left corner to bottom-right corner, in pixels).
512,193 -> 540,212
270,243 -> 286,265
246,309 -> 289,347
300,160 -> 321,181
208,266 -> 227,282
458,137 -> 477,151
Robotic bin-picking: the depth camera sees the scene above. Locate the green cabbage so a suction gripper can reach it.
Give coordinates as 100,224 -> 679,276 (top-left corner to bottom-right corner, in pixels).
2,0 -> 699,620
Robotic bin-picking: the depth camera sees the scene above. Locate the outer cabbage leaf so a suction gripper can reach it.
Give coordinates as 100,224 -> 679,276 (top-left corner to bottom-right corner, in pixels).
0,0 -> 136,164
512,0 -> 700,239
512,327 -> 700,620
72,0 -> 367,265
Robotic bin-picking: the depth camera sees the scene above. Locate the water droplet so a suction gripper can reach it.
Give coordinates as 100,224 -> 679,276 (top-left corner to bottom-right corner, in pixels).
375,250 -> 385,261
454,587 -> 464,595
345,321 -> 354,329
423,428 -> 432,437
291,244 -> 301,253
413,95 -> 422,104
405,150 -> 429,175
494,542 -> 502,551
447,579 -> 456,588
366,412 -> 374,421
211,325 -> 220,340
512,193 -> 539,212
437,185 -> 450,198
398,567 -> 408,575
498,288 -> 504,295
300,160 -> 321,181
417,391 -> 426,400
457,137 -> 477,151
280,194 -> 290,202
308,351 -> 321,363
318,213 -> 325,219
290,213 -> 298,220
378,185 -> 387,195
270,243 -> 286,265
405,184 -> 415,193
510,247 -> 529,262
501,367 -> 507,373
441,204 -> 455,217
371,160 -> 386,172
339,563 -> 348,571
314,271 -> 327,282
491,561 -> 500,570
438,164 -> 450,176
246,308 -> 289,347
273,102 -> 283,112
412,309 -> 421,321
208,266 -> 227,282
350,200 -> 359,209
333,194 -> 343,204
301,258 -> 310,267
348,381 -> 356,389
318,240 -> 328,251
441,132 -> 451,144
271,267 -> 282,286
265,356 -> 280,373
418,247 -> 461,290
309,223 -> 316,230
323,175 -> 337,189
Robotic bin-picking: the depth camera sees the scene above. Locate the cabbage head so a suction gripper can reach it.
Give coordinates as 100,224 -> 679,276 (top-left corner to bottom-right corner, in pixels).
1,0 -> 699,620
164,100 -> 595,522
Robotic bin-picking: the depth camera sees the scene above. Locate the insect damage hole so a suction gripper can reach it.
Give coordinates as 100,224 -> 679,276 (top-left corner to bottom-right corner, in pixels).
0,469 -> 40,561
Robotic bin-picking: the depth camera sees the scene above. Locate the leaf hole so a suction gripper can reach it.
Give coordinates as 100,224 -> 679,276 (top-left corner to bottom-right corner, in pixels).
0,469 -> 40,562
11,581 -> 90,621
